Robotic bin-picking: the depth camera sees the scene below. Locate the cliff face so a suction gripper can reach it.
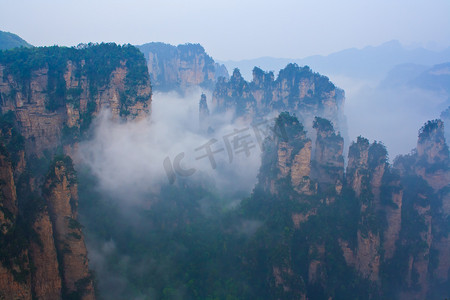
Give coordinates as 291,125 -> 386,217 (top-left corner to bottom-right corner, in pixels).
29,208 -> 62,300
211,64 -> 346,133
44,158 -> 94,299
311,117 -> 344,188
137,42 -> 229,91
0,43 -> 152,299
243,113 -> 450,299
0,43 -> 152,156
0,143 -> 32,300
0,117 -> 94,299
391,120 -> 450,299
344,139 -> 390,282
257,112 -> 314,196
251,113 -> 347,299
415,119 -> 449,190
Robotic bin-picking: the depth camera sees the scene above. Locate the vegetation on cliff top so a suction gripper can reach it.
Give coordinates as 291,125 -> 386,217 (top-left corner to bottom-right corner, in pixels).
418,119 -> 443,142
0,43 -> 150,112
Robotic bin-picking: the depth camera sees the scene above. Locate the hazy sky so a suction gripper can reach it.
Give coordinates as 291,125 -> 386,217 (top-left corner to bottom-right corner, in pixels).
1,0 -> 449,60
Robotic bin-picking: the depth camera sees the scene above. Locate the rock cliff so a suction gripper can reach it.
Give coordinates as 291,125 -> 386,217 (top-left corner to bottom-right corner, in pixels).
137,42 -> 229,91
198,93 -> 210,133
0,43 -> 152,299
392,119 -> 450,299
211,64 -> 346,134
257,112 -> 314,196
441,105 -> 450,143
0,142 -> 32,300
0,43 -> 152,156
29,208 -> 62,299
243,112 -> 450,299
311,117 -> 344,188
44,158 -> 94,299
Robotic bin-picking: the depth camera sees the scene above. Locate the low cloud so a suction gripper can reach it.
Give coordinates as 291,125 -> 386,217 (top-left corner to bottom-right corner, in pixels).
77,88 -> 264,204
331,75 -> 449,159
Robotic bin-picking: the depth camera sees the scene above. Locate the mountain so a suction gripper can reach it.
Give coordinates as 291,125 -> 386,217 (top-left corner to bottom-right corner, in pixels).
0,30 -> 32,50
381,62 -> 450,93
238,114 -> 450,299
221,40 -> 450,81
209,64 -> 347,137
409,62 -> 450,94
137,42 -> 228,91
379,63 -> 429,88
0,43 -> 151,299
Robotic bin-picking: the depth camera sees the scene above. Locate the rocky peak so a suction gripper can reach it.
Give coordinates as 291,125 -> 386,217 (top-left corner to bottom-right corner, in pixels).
342,137 -> 389,283
211,63 -> 346,136
347,136 -> 388,201
417,119 -> 449,165
346,136 -> 370,197
313,116 -> 335,137
214,63 -> 229,80
212,68 -> 255,117
199,93 -> 209,115
258,112 -> 313,195
395,119 -> 449,191
252,67 -> 274,87
199,93 -> 210,133
311,117 -> 344,187
137,42 -> 228,91
231,68 -> 243,82
229,69 -> 250,96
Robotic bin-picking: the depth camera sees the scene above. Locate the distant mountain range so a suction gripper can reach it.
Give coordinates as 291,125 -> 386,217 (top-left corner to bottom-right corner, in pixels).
0,30 -> 32,50
380,62 -> 450,94
220,40 -> 450,81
